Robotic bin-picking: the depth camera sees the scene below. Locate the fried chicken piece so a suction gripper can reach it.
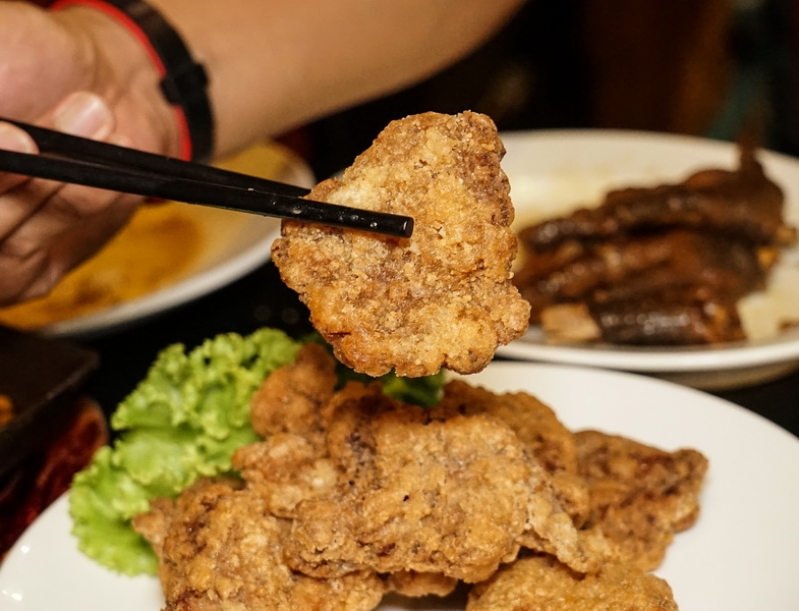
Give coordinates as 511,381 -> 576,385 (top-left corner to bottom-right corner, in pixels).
234,345 -> 342,517
435,379 -> 589,525
232,433 -> 338,518
285,384 -> 531,582
132,496 -> 173,565
284,381 -> 599,583
436,380 -> 577,474
383,571 -> 459,598
242,349 -> 591,595
575,430 -> 708,571
133,478 -> 386,611
272,111 -> 530,378
466,554 -> 678,611
248,343 -> 337,444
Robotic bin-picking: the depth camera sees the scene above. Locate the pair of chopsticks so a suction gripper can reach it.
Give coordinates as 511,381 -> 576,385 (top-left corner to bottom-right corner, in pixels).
0,118 -> 413,238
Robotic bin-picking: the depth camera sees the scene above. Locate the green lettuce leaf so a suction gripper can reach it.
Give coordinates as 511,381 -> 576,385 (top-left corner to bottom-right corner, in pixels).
304,332 -> 446,408
69,328 -> 302,576
69,327 -> 447,576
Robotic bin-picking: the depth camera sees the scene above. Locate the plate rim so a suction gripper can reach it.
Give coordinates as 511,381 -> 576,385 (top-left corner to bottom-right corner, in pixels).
2,360 -> 799,611
497,128 -> 799,377
35,143 -> 315,339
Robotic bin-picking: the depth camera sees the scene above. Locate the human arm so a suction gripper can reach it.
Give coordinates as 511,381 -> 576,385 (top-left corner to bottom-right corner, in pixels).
0,0 -> 525,305
147,0 -> 525,157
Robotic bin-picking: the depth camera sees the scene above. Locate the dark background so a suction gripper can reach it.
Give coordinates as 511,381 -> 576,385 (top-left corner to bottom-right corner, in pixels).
301,0 -> 799,178
17,0 -> 799,436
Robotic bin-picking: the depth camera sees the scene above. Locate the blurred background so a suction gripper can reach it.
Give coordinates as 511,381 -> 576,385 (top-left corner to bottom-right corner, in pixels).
24,0 -> 799,176
13,0 -> 799,417
7,1 -> 798,549
297,0 -> 799,180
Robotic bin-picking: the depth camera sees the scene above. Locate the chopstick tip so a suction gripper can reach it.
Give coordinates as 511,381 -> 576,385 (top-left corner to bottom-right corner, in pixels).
400,217 -> 414,238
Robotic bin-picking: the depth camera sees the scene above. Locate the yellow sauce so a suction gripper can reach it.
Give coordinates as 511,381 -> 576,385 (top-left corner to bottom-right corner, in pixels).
0,143 -> 301,331
0,202 -> 203,330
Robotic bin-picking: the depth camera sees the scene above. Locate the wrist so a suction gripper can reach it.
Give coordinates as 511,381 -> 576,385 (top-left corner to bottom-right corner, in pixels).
50,0 -> 210,161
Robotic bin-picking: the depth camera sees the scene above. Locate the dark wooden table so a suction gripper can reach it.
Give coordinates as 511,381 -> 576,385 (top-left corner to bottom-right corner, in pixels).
80,260 -> 799,440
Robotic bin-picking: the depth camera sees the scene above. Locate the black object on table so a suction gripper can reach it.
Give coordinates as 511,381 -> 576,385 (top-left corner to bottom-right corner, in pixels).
79,261 -> 799,441
0,326 -> 99,478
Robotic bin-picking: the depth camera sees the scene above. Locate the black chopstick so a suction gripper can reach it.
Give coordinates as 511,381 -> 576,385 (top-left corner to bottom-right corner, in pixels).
0,118 -> 414,238
4,118 -> 310,198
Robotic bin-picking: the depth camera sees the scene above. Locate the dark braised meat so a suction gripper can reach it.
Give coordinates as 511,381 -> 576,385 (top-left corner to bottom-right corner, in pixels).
514,145 -> 796,345
517,229 -> 771,325
519,146 -> 796,253
590,293 -> 745,345
540,292 -> 745,345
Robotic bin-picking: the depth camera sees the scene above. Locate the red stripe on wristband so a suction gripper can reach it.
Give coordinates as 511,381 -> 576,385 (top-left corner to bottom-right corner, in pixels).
51,0 -> 197,161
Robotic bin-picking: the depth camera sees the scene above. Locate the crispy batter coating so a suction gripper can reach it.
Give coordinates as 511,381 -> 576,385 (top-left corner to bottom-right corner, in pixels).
272,111 -> 530,377
248,343 -> 337,443
284,380 -> 599,582
232,433 -> 338,518
466,554 -> 679,611
575,429 -> 709,571
134,348 -> 708,609
435,379 -> 590,526
133,478 -> 385,611
131,497 -> 173,569
383,571 -> 459,598
234,344 -> 340,517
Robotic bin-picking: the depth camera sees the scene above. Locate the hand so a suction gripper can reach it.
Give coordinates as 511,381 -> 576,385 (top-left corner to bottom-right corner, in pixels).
0,0 -> 526,307
0,2 -> 177,305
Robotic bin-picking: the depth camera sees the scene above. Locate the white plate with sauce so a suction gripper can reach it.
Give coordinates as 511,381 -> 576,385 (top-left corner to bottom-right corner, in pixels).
498,129 -> 799,390
0,142 -> 314,339
1,362 -> 798,611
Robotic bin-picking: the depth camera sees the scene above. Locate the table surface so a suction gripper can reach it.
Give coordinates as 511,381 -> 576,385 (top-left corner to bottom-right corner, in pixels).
80,261 -> 799,440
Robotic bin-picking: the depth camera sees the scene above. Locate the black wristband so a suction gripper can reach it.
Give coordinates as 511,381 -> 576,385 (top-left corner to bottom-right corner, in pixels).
52,0 -> 215,162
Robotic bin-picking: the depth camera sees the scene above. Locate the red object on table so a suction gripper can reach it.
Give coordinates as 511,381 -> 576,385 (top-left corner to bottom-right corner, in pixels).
0,396 -> 107,558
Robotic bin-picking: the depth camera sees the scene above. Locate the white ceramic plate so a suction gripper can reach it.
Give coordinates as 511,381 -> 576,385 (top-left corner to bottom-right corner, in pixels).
499,129 -> 799,390
2,362 -> 798,611
12,143 -> 314,339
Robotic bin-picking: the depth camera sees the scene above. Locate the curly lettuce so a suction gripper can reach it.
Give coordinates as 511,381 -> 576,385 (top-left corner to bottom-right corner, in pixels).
69,328 -> 302,575
69,327 -> 446,576
337,366 -> 445,408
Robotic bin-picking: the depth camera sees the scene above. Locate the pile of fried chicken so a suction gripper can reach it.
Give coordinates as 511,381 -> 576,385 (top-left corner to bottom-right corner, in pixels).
130,112 -> 708,610
514,143 -> 798,345
133,344 -> 707,611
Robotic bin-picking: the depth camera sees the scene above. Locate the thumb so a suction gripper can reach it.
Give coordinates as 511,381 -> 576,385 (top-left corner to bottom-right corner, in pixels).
0,122 -> 38,191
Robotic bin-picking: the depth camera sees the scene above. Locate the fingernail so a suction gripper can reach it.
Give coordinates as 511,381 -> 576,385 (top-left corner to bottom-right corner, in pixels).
53,92 -> 113,139
0,123 -> 36,153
